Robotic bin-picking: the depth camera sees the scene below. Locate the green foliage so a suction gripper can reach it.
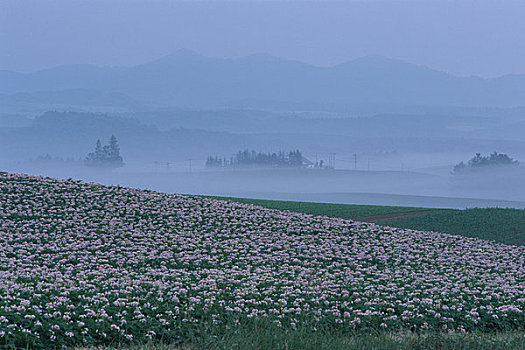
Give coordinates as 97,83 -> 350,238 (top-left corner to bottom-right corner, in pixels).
206,196 -> 429,219
2,174 -> 524,349
382,208 -> 525,246
85,318 -> 525,350
184,319 -> 525,350
213,197 -> 525,246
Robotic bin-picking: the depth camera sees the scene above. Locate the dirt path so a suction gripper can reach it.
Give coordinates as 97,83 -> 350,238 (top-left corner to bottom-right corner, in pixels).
357,209 -> 446,223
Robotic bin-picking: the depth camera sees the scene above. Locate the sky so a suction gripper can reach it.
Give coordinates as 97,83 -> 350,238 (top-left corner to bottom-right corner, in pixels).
1,0 -> 525,77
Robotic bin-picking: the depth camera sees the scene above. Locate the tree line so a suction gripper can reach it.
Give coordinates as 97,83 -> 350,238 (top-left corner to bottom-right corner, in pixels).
206,150 -> 309,168
453,152 -> 519,174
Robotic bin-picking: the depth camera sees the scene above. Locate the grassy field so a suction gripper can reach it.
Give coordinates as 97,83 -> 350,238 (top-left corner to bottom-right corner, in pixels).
85,320 -> 525,350
211,196 -> 525,246
383,208 -> 525,246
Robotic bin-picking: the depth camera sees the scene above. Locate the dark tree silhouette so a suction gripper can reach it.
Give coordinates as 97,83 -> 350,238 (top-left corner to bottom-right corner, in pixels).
85,135 -> 124,168
206,149 -> 310,168
453,152 -> 518,174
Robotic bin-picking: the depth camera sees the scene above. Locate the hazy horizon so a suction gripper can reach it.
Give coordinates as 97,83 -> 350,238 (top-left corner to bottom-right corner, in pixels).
2,0 -> 525,208
3,49 -> 524,81
2,0 -> 525,77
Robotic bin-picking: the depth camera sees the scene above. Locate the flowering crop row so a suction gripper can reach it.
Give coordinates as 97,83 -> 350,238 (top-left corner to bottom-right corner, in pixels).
0,172 -> 524,348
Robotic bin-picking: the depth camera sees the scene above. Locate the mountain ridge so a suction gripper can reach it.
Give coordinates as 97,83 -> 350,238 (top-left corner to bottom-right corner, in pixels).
1,50 -> 524,108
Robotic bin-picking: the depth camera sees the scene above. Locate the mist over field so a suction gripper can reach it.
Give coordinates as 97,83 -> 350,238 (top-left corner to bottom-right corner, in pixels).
4,2 -> 525,349
1,0 -> 525,208
1,104 -> 524,208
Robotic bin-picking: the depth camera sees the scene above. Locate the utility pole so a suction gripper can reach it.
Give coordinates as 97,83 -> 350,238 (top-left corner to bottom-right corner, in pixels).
328,153 -> 336,169
354,153 -> 357,170
187,158 -> 193,173
368,158 -> 370,171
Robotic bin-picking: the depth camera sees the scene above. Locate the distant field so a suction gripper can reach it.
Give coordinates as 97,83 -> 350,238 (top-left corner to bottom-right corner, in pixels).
383,208 -> 525,246
211,196 -> 525,246
206,196 -> 433,219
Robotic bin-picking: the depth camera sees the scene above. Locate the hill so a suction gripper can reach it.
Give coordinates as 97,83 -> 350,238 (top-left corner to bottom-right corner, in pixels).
1,172 -> 524,348
2,50 -> 525,109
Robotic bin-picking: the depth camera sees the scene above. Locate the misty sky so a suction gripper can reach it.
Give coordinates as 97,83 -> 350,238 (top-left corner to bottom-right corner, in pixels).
1,0 -> 525,77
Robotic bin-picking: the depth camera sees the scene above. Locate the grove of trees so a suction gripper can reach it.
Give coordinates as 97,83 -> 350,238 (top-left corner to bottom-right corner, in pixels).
453,152 -> 519,174
85,135 -> 124,168
206,149 -> 308,168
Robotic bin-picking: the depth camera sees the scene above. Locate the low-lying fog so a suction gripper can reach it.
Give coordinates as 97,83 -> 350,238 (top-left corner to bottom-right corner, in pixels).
1,108 -> 524,209
3,2 -> 525,210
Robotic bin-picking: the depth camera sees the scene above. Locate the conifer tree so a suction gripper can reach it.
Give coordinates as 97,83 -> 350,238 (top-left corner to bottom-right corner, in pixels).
85,135 -> 124,168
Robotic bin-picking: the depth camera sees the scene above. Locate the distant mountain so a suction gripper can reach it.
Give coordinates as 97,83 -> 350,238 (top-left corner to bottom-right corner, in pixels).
1,50 -> 525,108
0,89 -> 142,108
